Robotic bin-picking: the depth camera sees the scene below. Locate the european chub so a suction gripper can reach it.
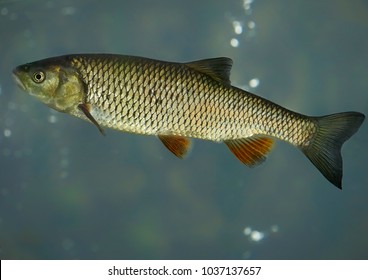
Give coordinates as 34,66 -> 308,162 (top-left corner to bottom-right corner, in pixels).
13,54 -> 365,188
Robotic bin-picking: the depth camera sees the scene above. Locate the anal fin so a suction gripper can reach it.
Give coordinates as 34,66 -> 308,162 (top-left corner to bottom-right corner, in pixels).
158,135 -> 191,159
224,136 -> 274,167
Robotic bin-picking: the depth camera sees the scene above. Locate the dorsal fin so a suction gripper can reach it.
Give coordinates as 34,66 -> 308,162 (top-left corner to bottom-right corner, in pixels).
185,57 -> 233,85
224,136 -> 274,167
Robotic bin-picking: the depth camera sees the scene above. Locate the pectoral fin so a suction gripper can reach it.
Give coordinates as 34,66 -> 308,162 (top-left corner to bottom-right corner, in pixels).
78,103 -> 105,135
158,134 -> 191,158
225,136 -> 274,167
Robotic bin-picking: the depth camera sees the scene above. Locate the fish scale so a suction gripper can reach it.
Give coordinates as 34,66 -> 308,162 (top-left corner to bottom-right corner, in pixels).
72,56 -> 319,154
13,54 -> 365,188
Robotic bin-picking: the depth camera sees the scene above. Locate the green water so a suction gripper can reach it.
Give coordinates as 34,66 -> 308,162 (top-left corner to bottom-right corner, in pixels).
0,0 -> 367,259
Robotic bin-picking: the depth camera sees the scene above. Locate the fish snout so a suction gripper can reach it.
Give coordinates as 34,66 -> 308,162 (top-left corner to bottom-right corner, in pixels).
12,68 -> 26,91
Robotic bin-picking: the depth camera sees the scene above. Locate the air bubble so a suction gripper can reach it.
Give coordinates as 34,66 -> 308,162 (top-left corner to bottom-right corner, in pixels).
1,7 -> 8,16
243,224 -> 279,245
249,78 -> 260,88
230,38 -> 239,48
232,21 -> 243,35
243,227 -> 252,235
248,21 -> 256,29
48,115 -> 57,123
243,0 -> 254,11
4,129 -> 11,137
270,225 -> 279,233
250,230 -> 264,242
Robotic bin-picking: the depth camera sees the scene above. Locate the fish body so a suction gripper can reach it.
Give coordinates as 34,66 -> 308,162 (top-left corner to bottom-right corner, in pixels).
13,54 -> 365,188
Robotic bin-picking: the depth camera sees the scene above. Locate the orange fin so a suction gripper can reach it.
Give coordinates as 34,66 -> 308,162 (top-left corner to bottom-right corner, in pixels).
158,135 -> 191,159
224,136 -> 274,167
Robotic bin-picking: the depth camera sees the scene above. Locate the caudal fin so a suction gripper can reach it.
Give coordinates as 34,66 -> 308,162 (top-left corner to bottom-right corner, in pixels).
302,112 -> 365,189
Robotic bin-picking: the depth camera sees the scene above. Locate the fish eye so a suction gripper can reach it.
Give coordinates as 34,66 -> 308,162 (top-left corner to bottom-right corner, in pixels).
32,71 -> 46,83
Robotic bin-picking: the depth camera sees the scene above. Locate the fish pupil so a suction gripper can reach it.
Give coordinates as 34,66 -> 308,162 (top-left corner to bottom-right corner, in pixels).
33,71 -> 45,83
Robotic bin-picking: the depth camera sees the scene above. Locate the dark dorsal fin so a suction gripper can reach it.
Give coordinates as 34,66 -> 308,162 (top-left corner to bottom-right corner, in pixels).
185,57 -> 233,85
224,136 -> 274,167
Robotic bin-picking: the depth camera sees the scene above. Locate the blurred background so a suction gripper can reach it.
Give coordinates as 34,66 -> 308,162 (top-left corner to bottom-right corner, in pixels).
0,0 -> 367,259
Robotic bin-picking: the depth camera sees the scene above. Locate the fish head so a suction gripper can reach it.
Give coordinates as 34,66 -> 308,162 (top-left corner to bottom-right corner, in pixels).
13,58 -> 85,113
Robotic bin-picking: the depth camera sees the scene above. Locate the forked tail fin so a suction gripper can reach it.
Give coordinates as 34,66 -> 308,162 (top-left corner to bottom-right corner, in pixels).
302,112 -> 365,189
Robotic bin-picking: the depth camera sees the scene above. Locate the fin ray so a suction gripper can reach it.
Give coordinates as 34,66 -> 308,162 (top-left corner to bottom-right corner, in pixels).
225,136 -> 274,167
185,57 -> 233,85
302,112 -> 365,189
158,135 -> 191,158
78,103 -> 105,135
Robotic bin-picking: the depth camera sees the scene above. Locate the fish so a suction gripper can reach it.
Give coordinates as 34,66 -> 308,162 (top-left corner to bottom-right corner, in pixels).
12,54 -> 365,188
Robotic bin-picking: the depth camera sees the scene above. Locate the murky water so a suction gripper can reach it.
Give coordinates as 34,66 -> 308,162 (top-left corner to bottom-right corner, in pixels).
0,0 -> 367,259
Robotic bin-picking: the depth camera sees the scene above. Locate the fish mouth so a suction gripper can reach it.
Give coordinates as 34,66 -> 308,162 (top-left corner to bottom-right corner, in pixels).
12,68 -> 26,91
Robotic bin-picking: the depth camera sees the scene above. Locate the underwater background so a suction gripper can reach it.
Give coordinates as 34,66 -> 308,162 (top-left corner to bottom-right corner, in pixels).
0,0 -> 367,259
